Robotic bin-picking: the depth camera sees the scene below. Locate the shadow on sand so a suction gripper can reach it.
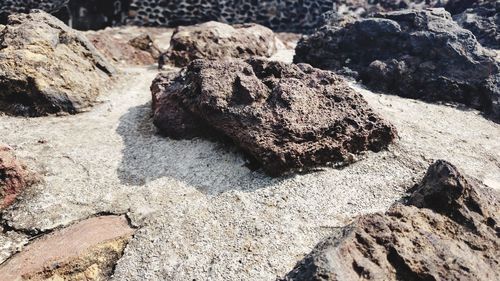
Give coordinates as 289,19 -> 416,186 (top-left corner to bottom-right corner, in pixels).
116,102 -> 283,195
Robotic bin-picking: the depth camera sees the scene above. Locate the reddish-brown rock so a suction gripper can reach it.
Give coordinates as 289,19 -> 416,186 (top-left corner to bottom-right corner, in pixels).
283,160 -> 500,281
159,21 -> 279,68
0,215 -> 135,281
0,145 -> 38,209
152,59 -> 397,176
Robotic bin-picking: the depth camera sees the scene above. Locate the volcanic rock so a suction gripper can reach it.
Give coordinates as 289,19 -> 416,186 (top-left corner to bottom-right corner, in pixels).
87,28 -> 163,66
295,8 -> 500,121
0,215 -> 135,280
282,160 -> 500,281
454,1 -> 499,49
0,145 -> 38,210
159,21 -> 279,68
0,11 -> 115,116
152,58 -> 397,176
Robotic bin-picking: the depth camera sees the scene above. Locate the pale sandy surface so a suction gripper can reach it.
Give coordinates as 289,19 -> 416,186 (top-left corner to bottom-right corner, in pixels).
0,37 -> 499,280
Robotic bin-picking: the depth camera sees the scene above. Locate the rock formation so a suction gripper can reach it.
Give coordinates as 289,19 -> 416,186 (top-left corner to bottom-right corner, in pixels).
0,145 -> 38,210
159,21 -> 279,68
295,8 -> 500,121
282,160 -> 500,281
152,58 -> 397,176
0,11 -> 115,116
454,1 -> 499,49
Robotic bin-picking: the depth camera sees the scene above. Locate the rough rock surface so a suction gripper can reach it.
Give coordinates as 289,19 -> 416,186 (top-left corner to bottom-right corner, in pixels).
283,160 -> 500,281
454,1 -> 499,49
87,28 -> 165,66
0,11 -> 115,116
0,215 -> 135,281
159,21 -> 279,68
0,145 -> 37,209
153,59 -> 397,176
295,8 -> 500,121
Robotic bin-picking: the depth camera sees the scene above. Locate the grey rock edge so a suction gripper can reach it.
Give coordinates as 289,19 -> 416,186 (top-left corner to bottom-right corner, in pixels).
282,160 -> 500,281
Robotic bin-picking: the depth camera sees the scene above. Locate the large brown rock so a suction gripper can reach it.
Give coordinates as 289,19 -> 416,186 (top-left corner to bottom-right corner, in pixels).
152,59 -> 397,176
159,21 -> 279,68
282,160 -> 500,281
0,11 -> 115,117
295,8 -> 500,121
0,145 -> 38,210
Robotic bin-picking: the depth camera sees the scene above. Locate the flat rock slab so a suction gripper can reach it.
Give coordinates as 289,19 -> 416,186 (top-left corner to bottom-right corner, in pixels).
160,21 -> 279,67
152,59 -> 397,176
0,215 -> 134,280
283,160 -> 500,281
295,8 -> 500,121
0,11 -> 115,116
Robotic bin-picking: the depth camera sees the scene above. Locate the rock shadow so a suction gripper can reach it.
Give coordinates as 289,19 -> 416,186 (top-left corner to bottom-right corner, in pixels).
116,103 -> 282,195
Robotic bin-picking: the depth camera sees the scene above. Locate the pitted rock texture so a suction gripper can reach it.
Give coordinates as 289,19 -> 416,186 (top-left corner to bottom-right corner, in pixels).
0,145 -> 38,210
152,59 -> 397,176
0,11 -> 115,116
454,1 -> 499,49
282,160 -> 500,281
295,8 -> 500,121
159,21 -> 279,68
0,215 -> 135,281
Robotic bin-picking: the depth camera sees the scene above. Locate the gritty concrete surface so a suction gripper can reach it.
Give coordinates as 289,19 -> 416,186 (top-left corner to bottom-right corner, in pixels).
0,41 -> 499,280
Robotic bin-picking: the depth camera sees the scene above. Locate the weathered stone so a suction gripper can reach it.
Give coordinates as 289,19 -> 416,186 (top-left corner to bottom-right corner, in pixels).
0,215 -> 135,281
159,21 -> 279,68
0,11 -> 115,116
295,8 -> 500,121
454,1 -> 499,49
152,58 -> 397,176
87,28 -> 164,66
0,145 -> 38,210
282,160 -> 500,281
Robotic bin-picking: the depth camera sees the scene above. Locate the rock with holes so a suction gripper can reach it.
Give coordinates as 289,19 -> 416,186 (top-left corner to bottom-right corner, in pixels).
152,58 -> 397,176
0,11 -> 115,116
159,21 -> 279,68
0,145 -> 38,210
453,1 -> 499,49
282,160 -> 500,281
295,8 -> 500,121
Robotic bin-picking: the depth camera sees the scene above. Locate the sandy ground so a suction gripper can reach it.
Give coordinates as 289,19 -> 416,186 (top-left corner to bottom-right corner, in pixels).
0,45 -> 499,280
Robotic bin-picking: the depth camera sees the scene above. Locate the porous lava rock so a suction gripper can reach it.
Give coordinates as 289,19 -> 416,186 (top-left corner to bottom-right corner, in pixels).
282,160 -> 500,281
159,21 -> 279,68
295,8 -> 500,121
0,11 -> 115,116
0,145 -> 38,209
152,58 -> 397,176
453,1 -> 499,49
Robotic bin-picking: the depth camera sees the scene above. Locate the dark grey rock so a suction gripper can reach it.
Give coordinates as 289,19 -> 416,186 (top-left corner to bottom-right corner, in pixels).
295,8 -> 500,121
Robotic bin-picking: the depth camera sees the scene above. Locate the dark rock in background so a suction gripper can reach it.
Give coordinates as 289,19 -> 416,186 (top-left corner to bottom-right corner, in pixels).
0,11 -> 115,116
159,21 -> 279,68
152,59 -> 397,176
454,1 -> 499,49
295,8 -> 500,121
282,160 -> 500,281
